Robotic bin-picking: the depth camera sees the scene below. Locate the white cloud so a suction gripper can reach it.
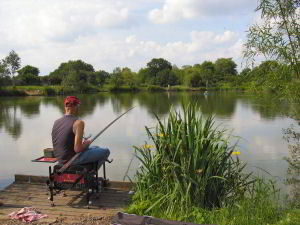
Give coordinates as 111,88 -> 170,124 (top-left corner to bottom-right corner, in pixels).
149,0 -> 256,24
0,0 -> 133,49
0,0 -> 249,74
9,29 -> 243,74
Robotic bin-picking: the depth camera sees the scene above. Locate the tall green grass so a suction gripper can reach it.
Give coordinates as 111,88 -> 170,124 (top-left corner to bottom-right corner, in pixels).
127,103 -> 291,224
130,104 -> 254,216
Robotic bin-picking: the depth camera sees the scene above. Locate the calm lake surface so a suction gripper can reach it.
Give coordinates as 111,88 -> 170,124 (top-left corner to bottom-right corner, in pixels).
0,92 -> 298,191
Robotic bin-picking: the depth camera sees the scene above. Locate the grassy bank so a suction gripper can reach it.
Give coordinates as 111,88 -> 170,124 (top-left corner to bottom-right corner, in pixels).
0,85 -> 101,96
0,84 -> 247,97
127,103 -> 300,225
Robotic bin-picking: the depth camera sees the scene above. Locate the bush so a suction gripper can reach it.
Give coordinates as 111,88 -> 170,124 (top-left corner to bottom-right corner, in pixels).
43,87 -> 56,96
0,89 -> 27,96
127,103 -> 289,224
130,104 -> 253,216
146,85 -> 164,92
109,85 -> 140,92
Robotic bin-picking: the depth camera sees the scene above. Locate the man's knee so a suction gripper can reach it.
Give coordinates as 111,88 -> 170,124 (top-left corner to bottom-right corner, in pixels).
104,148 -> 110,158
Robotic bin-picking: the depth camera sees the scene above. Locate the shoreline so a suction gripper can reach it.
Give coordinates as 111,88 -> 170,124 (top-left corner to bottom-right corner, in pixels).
0,85 -> 247,97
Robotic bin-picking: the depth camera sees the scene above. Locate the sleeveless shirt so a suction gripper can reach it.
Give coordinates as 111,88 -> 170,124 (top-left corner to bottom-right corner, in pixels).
52,115 -> 78,163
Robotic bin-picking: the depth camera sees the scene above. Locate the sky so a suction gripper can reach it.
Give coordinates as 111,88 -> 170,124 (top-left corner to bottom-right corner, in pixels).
0,0 -> 259,75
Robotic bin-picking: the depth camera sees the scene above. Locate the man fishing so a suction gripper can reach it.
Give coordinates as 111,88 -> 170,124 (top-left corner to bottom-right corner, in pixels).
51,96 -> 110,167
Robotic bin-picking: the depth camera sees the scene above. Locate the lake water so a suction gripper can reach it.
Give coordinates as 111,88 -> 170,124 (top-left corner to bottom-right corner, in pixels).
0,92 -> 298,191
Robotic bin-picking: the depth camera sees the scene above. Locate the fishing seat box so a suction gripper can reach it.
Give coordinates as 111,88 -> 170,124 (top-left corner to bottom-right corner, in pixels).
43,148 -> 55,158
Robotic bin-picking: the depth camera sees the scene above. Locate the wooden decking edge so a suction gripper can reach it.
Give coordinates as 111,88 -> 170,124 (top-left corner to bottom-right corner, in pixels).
14,174 -> 135,191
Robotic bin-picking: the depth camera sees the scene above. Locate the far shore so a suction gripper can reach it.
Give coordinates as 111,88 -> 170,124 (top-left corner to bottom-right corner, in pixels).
0,85 -> 246,97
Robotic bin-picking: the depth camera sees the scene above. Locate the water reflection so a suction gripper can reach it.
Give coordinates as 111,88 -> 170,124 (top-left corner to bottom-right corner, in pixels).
41,95 -> 110,118
0,105 -> 22,139
135,92 -> 181,118
0,93 -> 295,140
0,92 -> 299,191
110,93 -> 135,114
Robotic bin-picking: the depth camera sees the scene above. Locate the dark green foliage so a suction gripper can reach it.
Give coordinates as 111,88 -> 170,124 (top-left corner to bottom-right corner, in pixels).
0,61 -> 9,82
17,73 -> 40,85
189,71 -> 203,87
147,58 -> 172,79
94,70 -> 109,87
0,89 -> 26,96
16,65 -> 40,85
215,58 -> 237,78
49,59 -> 95,87
110,67 -> 124,88
43,87 -> 56,96
238,60 -> 294,93
155,69 -> 179,87
18,65 -> 39,76
239,68 -> 251,77
48,74 -> 62,85
146,85 -> 165,92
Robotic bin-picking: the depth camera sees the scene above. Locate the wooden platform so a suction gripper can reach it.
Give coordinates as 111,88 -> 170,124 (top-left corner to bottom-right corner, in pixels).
0,175 -> 134,224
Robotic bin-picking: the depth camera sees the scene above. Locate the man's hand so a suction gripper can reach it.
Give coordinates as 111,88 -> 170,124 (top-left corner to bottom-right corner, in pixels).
83,139 -> 92,147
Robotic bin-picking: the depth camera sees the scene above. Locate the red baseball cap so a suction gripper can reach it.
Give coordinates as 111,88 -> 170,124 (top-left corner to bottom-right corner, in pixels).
64,96 -> 80,106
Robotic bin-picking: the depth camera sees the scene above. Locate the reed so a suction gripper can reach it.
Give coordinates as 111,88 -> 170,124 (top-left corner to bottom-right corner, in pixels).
131,103 -> 253,217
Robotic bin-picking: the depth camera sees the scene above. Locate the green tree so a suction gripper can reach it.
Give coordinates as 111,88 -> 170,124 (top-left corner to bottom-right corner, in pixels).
189,70 -> 203,87
201,61 -> 215,87
155,68 -> 178,87
137,68 -> 149,84
110,67 -> 123,88
2,50 -> 21,85
239,68 -> 251,77
16,65 -> 40,85
66,70 -> 89,92
49,60 -> 94,86
146,58 -> 172,81
0,61 -> 10,86
94,70 -> 109,87
244,0 -> 300,77
40,75 -> 50,86
18,65 -> 39,76
214,58 -> 237,81
172,65 -> 184,85
88,73 -> 97,85
48,74 -> 62,85
122,67 -> 138,88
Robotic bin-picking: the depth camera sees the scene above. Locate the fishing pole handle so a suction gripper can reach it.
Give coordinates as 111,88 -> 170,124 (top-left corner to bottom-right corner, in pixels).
83,134 -> 92,140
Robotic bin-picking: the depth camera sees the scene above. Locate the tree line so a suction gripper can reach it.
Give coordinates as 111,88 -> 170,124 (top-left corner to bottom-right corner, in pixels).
0,50 -> 298,95
0,52 -> 240,90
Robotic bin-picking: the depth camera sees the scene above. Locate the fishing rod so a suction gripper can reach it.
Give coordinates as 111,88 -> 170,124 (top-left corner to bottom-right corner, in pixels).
58,106 -> 135,174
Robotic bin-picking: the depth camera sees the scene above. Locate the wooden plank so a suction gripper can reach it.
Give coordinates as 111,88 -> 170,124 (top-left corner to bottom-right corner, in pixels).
3,187 -> 132,201
0,196 -> 130,208
0,190 -> 131,204
106,181 -> 135,190
0,183 -> 131,208
0,177 -> 132,224
0,191 -> 131,205
15,174 -> 48,184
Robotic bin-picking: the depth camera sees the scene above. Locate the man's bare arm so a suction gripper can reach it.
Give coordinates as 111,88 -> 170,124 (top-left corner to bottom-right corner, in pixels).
73,120 -> 91,153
